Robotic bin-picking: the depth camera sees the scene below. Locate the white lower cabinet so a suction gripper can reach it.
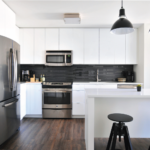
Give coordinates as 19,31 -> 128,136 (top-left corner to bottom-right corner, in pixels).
72,90 -> 85,115
26,84 -> 42,115
72,83 -> 118,117
20,84 -> 26,120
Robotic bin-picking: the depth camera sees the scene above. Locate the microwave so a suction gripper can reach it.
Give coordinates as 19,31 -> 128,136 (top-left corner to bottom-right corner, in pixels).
45,50 -> 72,66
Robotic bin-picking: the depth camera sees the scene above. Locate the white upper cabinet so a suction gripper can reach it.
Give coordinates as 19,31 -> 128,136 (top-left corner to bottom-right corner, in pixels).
114,34 -> 125,64
126,29 -> 137,64
34,29 -> 45,64
14,26 -> 20,44
84,29 -> 99,64
20,27 -> 137,65
72,28 -> 84,64
19,29 -> 24,64
60,28 -> 73,50
100,29 -> 125,64
20,29 -> 34,64
100,29 -> 114,64
46,28 -> 59,50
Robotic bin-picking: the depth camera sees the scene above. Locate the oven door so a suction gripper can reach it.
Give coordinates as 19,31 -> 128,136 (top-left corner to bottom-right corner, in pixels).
42,88 -> 72,109
45,53 -> 66,66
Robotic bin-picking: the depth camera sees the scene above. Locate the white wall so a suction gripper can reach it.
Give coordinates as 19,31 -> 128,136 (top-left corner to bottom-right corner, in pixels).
0,0 -> 20,43
134,24 -> 150,88
134,25 -> 144,84
144,24 -> 150,88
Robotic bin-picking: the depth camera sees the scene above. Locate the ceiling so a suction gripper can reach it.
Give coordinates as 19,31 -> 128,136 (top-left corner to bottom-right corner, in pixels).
3,0 -> 150,28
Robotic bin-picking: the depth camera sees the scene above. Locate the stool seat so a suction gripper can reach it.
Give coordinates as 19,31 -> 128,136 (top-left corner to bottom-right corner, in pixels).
108,113 -> 133,122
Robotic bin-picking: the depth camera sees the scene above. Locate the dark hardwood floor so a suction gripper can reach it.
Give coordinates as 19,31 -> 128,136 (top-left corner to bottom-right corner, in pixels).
0,118 -> 149,150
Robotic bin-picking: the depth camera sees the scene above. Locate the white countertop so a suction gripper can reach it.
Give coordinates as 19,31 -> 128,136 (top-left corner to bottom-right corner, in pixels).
85,88 -> 150,98
20,82 -> 42,85
73,82 -> 143,85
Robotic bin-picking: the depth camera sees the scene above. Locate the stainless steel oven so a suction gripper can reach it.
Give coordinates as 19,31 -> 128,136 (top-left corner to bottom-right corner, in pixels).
45,50 -> 72,66
42,82 -> 72,118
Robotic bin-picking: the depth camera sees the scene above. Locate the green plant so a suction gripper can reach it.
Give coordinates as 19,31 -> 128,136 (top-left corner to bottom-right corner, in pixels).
137,84 -> 141,87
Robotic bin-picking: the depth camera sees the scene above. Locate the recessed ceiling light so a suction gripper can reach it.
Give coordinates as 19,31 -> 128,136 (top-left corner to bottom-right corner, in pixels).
64,14 -> 81,24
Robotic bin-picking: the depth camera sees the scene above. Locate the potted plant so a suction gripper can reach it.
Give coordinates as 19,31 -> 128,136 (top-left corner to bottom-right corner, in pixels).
137,84 -> 142,92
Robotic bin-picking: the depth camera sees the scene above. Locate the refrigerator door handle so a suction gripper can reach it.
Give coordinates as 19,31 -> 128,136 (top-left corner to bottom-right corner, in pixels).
14,49 -> 17,90
8,50 -> 12,91
3,99 -> 18,107
8,49 -> 16,91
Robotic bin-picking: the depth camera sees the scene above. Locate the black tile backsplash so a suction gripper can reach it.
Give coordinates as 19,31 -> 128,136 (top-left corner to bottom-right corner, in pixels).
20,65 -> 133,82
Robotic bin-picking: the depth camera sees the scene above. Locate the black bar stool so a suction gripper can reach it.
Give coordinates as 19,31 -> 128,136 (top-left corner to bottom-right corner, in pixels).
106,113 -> 133,150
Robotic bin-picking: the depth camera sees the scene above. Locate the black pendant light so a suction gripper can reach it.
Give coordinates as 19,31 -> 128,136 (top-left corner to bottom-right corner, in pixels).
110,0 -> 134,35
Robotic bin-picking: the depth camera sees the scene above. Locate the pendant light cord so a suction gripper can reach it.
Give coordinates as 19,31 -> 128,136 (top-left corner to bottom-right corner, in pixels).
121,0 -> 123,8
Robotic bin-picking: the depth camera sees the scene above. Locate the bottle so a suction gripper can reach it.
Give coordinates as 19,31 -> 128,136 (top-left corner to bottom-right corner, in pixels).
42,74 -> 45,82
40,75 -> 43,82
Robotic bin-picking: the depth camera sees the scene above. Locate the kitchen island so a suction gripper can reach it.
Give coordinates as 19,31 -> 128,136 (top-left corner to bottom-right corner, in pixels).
85,88 -> 150,150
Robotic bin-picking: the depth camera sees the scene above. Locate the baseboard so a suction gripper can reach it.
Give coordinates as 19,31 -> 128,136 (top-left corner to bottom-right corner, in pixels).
24,114 -> 42,118
72,115 -> 85,118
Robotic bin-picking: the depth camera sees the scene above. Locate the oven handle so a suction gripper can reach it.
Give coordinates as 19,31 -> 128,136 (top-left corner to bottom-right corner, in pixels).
44,90 -> 72,93
45,108 -> 72,110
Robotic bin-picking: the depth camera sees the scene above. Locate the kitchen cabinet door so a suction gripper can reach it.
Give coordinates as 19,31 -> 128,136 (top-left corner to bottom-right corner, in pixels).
100,29 -> 115,64
46,28 -> 59,50
72,91 -> 85,115
31,84 -> 42,114
0,1 -> 6,37
14,26 -> 20,44
113,34 -> 125,64
34,29 -> 45,64
84,29 -> 99,64
100,29 -> 125,64
20,29 -> 34,64
20,84 -> 26,120
20,29 -> 24,64
59,28 -> 73,50
26,84 -> 42,115
26,84 -> 32,114
72,28 -> 84,64
126,29 -> 137,64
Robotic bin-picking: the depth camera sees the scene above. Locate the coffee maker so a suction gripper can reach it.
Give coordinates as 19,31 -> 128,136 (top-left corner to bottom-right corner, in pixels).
124,71 -> 134,82
22,70 -> 30,81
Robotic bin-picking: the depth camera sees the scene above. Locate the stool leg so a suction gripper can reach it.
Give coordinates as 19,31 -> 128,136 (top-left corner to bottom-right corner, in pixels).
111,125 -> 118,150
124,134 -> 129,150
106,123 -> 116,150
124,126 -> 133,150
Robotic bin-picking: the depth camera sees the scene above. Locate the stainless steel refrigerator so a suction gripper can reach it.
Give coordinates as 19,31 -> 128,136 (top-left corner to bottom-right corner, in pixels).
0,36 -> 20,145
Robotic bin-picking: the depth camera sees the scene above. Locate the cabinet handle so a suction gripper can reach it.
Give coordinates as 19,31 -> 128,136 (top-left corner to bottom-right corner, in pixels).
76,102 -> 80,104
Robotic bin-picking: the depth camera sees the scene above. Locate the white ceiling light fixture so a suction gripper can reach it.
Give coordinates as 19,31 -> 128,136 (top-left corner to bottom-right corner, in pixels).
64,14 -> 81,24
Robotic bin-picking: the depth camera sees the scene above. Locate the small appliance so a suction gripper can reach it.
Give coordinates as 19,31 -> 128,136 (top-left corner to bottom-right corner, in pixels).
124,71 -> 134,82
22,70 -> 30,81
45,50 -> 72,66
